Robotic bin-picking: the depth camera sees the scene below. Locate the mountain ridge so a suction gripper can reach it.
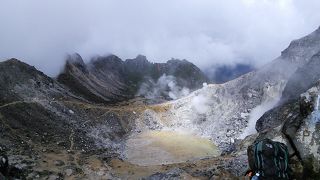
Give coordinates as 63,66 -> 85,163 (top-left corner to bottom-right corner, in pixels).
57,53 -> 209,103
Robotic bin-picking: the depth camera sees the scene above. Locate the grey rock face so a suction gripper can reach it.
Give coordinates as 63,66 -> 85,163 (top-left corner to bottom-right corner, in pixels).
256,101 -> 301,133
257,34 -> 320,132
256,33 -> 320,172
282,51 -> 320,102
57,54 -> 131,103
0,59 -> 60,105
250,28 -> 320,178
281,26 -> 320,63
287,86 -> 320,177
257,84 -> 320,178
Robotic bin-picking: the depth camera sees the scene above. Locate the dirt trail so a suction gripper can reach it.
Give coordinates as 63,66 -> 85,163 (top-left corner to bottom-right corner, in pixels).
108,155 -> 236,179
69,129 -> 75,151
0,101 -> 25,109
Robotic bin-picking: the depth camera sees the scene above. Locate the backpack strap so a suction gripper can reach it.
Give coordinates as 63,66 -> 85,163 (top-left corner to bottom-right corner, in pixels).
254,142 -> 259,171
273,142 -> 282,178
279,143 -> 289,179
284,145 -> 289,179
274,142 -> 290,179
254,141 -> 264,176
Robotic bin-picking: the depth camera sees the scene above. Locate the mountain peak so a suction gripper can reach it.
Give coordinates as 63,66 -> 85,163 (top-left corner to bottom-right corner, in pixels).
5,58 -> 20,63
90,54 -> 122,64
135,54 -> 148,61
316,25 -> 320,32
1,58 -> 39,75
90,55 -> 124,71
66,53 -> 84,65
125,55 -> 150,65
3,58 -> 30,66
64,53 -> 87,74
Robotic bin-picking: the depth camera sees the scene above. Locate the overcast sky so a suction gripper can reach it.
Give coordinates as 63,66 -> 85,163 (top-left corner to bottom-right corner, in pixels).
0,0 -> 320,76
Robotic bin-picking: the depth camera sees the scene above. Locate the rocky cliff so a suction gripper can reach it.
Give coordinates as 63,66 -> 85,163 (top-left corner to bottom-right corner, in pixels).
57,54 -> 131,103
256,43 -> 320,178
254,82 -> 320,178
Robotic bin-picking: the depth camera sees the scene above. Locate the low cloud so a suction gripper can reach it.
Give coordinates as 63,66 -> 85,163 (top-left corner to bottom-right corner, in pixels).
1,0 -> 320,76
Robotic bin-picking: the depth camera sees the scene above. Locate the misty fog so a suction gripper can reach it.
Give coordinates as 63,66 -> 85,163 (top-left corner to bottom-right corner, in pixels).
1,0 -> 320,76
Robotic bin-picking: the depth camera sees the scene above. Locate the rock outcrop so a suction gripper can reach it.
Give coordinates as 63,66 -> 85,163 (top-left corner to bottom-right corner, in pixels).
282,51 -> 320,102
254,27 -> 320,178
257,30 -> 320,132
256,50 -> 320,133
254,82 -> 320,178
57,54 -> 131,103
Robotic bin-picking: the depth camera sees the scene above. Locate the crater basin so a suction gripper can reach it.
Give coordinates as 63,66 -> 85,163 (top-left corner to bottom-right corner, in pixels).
124,130 -> 220,166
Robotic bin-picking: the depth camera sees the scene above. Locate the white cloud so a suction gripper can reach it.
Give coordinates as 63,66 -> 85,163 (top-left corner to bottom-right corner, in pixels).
0,0 -> 320,76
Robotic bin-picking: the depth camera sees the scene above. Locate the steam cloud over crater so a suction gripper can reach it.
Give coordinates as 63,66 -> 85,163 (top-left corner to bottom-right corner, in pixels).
137,74 -> 191,101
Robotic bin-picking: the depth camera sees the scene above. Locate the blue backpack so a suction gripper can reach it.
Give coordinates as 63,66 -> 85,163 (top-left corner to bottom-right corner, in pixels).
248,139 -> 290,179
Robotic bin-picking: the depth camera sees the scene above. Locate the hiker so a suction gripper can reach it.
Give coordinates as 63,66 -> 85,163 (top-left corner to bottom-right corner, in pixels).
0,152 -> 9,177
247,138 -> 290,180
0,150 -> 25,179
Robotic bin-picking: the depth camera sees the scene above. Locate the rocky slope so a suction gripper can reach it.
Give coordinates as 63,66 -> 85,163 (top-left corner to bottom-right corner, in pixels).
57,54 -> 131,103
0,58 -> 137,179
143,27 -> 320,153
282,51 -> 320,102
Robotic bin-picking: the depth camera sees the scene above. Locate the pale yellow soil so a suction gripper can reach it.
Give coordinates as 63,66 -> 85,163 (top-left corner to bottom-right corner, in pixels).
124,130 -> 220,166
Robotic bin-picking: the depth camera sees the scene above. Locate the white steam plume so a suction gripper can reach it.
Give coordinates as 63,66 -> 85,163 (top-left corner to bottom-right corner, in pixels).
240,95 -> 281,139
137,74 -> 190,100
191,94 -> 210,114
